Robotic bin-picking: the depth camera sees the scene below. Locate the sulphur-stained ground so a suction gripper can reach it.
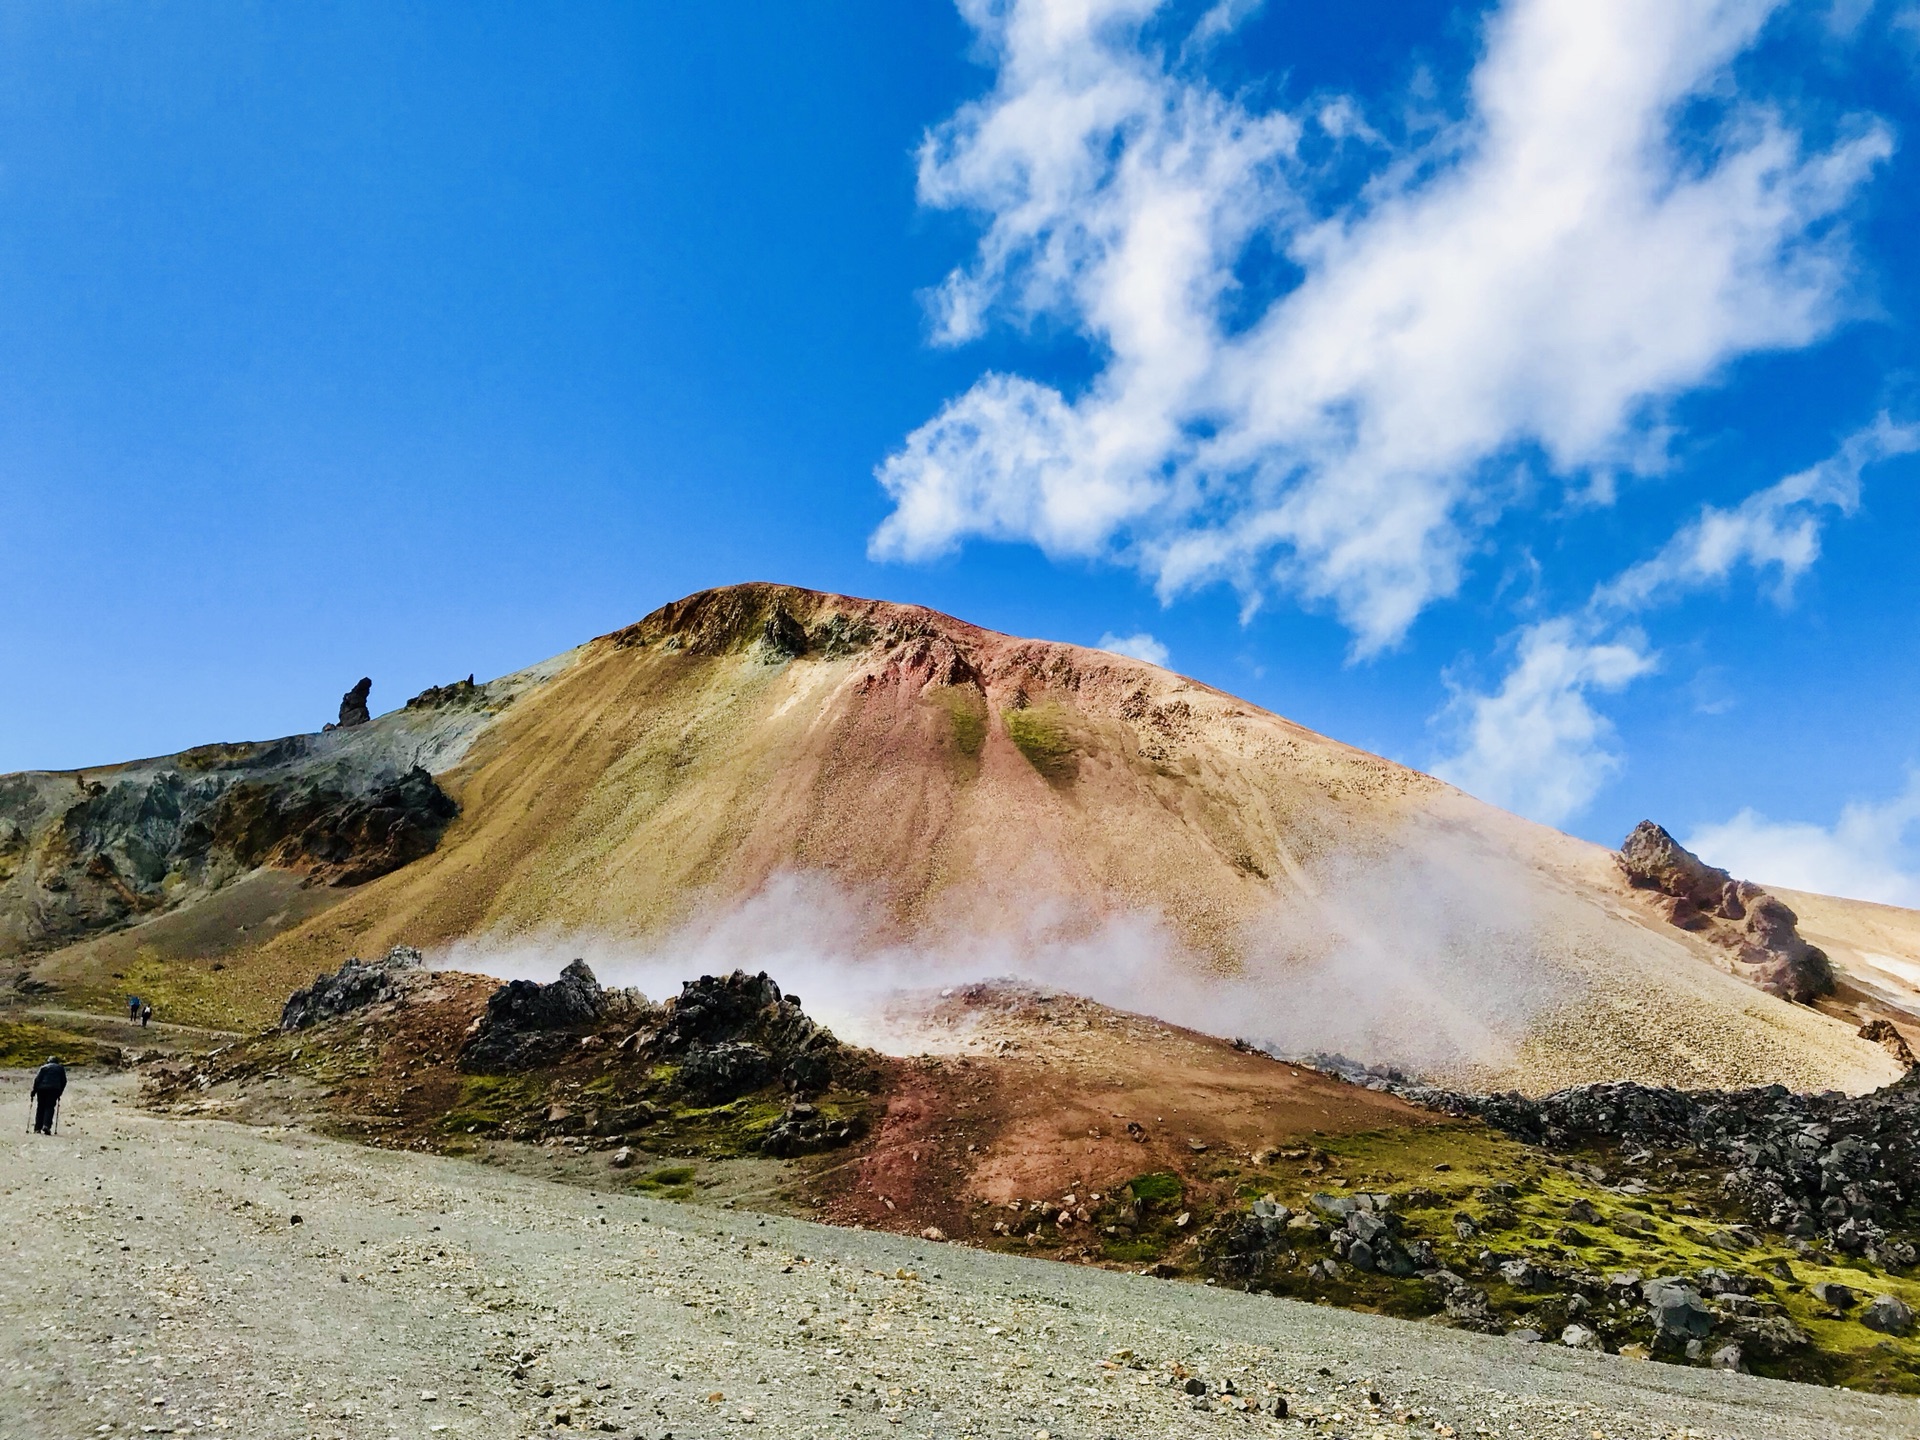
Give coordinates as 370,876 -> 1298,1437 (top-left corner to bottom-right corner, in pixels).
3,1072 -> 1917,1440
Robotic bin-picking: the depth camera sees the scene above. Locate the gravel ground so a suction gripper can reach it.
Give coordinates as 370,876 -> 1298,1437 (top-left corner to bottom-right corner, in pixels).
3,1073 -> 1916,1440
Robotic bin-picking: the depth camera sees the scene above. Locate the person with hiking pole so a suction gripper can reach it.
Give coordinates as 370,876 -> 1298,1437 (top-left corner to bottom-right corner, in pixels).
30,1056 -> 66,1135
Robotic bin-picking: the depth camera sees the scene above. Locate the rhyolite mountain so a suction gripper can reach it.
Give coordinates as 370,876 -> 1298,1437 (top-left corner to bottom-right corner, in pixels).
3,582 -> 1913,1093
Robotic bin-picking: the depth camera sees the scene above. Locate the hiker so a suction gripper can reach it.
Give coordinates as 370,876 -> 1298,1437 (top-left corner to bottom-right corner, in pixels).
140,1003 -> 153,1028
127,995 -> 140,1022
30,1056 -> 66,1135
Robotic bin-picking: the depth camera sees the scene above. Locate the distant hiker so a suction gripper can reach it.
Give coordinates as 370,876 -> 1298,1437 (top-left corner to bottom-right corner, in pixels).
127,995 -> 141,1022
140,1003 -> 153,1029
30,1057 -> 66,1134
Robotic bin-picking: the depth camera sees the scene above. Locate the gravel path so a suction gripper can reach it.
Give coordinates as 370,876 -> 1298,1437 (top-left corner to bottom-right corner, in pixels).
3,1073 -> 1915,1440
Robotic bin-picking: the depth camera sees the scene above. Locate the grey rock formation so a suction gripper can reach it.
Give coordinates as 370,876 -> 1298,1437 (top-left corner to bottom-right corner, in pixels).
1862,1294 -> 1913,1336
457,960 -> 612,1073
677,1039 -> 774,1102
405,676 -> 482,711
1643,1278 -> 1713,1345
651,969 -> 850,1100
0,741 -> 460,958
281,946 -> 424,1031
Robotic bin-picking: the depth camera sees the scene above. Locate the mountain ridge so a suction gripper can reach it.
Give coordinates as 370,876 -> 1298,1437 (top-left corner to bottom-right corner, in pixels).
3,581 -> 1911,1095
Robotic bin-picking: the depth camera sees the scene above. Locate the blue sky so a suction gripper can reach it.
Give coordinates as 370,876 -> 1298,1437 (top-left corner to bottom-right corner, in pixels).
3,0 -> 1920,903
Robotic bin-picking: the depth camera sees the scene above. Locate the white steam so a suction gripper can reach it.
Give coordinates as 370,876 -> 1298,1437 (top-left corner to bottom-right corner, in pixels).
439,833 -> 1572,1080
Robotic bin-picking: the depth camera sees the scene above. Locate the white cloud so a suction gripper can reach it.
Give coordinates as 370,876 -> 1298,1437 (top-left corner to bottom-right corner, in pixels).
1598,414 -> 1920,611
1431,416 -> 1914,825
1687,774 -> 1920,906
1096,630 -> 1172,665
1430,618 -> 1657,826
1189,0 -> 1264,50
875,0 -> 1891,653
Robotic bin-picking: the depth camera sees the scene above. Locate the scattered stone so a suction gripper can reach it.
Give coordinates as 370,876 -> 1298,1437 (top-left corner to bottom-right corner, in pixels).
1811,1281 -> 1854,1310
1560,1324 -> 1602,1351
1862,1294 -> 1913,1336
1498,1259 -> 1545,1291
1643,1279 -> 1713,1345
1731,1310 -> 1811,1359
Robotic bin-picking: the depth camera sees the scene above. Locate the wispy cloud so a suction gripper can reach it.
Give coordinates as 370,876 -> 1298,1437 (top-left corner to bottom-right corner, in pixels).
1597,414 -> 1920,612
1687,774 -> 1920,907
1430,416 -> 1916,825
874,0 -> 1890,654
1097,630 -> 1171,665
1431,619 -> 1657,826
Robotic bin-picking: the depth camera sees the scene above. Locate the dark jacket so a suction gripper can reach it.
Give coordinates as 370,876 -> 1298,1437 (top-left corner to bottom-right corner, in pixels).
31,1062 -> 66,1100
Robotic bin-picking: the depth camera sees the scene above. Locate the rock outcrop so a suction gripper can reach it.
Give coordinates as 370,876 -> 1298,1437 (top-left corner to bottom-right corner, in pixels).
1858,1018 -> 1917,1069
330,678 -> 373,730
0,751 -> 461,957
1616,822 -> 1833,1002
406,676 -> 482,711
280,946 -> 424,1030
651,970 -> 851,1104
457,960 -> 645,1073
210,765 -> 458,887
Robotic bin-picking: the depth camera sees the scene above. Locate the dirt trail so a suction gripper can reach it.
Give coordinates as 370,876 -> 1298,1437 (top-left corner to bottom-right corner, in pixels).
23,1006 -> 245,1041
3,1072 -> 1916,1440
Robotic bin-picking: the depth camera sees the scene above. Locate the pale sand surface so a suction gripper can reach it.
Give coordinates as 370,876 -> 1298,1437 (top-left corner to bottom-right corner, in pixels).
4,1072 -> 1918,1440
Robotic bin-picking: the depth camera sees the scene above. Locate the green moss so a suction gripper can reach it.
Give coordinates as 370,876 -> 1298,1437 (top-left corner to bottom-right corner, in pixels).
1183,1119 -> 1920,1393
434,1074 -> 550,1133
1126,1172 -> 1184,1206
0,1019 -> 119,1069
1005,706 -> 1078,783
949,705 -> 986,757
67,949 -> 260,1031
627,1164 -> 698,1200
928,686 -> 987,759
